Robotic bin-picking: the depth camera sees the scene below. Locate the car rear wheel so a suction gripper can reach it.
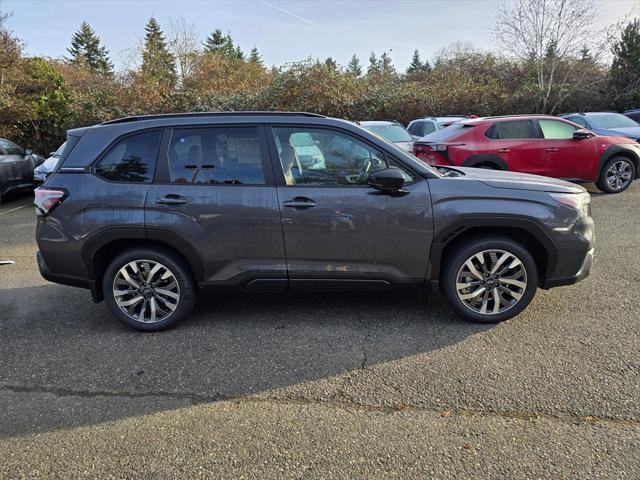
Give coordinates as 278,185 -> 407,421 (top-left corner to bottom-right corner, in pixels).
441,237 -> 538,323
596,156 -> 635,193
102,248 -> 197,331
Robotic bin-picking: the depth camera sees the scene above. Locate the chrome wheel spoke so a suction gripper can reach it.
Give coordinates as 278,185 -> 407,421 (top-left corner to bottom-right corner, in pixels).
113,259 -> 180,324
456,249 -> 528,316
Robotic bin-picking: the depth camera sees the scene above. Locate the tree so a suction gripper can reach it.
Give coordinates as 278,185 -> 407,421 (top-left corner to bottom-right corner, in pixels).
234,44 -> 244,61
66,21 -> 112,75
203,29 -> 236,58
0,9 -> 22,85
141,17 -> 176,88
611,18 -> 640,110
380,51 -> 396,78
494,0 -> 599,113
346,54 -> 362,77
168,17 -> 199,85
406,49 -> 424,74
248,46 -> 263,67
324,56 -> 337,70
367,51 -> 379,76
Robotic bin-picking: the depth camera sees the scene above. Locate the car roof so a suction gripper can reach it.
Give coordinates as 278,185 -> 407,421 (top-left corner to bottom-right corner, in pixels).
460,114 -> 561,126
561,112 -> 622,117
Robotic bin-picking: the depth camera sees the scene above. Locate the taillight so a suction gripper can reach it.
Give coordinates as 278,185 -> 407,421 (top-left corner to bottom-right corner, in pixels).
34,188 -> 67,217
413,144 -> 447,165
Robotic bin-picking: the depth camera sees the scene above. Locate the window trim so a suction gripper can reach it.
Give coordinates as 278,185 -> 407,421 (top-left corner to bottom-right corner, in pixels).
484,120 -> 540,140
91,128 -> 163,184
153,124 -> 275,187
265,124 -> 420,188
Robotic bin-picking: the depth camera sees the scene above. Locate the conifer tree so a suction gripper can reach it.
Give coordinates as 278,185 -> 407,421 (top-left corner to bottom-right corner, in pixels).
141,17 -> 176,87
346,54 -> 362,77
67,21 -> 112,75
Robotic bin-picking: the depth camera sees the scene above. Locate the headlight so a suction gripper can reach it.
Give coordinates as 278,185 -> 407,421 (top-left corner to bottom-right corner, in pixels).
549,192 -> 591,216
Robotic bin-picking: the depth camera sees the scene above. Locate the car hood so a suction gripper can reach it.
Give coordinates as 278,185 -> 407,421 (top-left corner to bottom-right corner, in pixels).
593,127 -> 640,139
452,167 -> 586,193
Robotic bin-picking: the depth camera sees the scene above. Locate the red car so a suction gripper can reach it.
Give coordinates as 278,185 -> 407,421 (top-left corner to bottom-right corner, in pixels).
413,115 -> 640,193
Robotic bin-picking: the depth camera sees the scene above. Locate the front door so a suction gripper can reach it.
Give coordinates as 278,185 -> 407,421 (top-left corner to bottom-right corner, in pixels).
268,125 -> 433,290
537,119 -> 597,181
145,125 -> 287,289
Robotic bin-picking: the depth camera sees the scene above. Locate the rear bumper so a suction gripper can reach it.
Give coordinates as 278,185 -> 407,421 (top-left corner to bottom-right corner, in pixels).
37,251 -> 100,302
541,247 -> 593,288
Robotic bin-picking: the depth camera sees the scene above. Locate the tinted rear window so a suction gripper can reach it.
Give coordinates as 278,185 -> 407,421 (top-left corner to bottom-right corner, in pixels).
486,120 -> 536,140
95,130 -> 161,183
421,123 -> 470,142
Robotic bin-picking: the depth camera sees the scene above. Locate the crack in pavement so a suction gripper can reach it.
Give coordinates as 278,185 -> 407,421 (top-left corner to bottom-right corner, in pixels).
3,383 -> 638,428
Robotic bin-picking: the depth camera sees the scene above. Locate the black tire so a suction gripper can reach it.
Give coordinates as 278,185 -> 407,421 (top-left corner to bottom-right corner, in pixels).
441,236 -> 538,323
596,156 -> 635,194
475,163 -> 499,170
102,247 -> 197,331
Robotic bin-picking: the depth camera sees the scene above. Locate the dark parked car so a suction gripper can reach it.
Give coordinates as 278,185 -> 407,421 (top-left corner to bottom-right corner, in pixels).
413,115 -> 640,193
559,112 -> 640,142
624,109 -> 640,124
0,138 -> 43,202
36,112 -> 594,331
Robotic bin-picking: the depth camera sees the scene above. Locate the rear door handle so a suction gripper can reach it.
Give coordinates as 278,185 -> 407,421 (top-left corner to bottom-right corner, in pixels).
498,148 -> 510,153
156,194 -> 188,205
283,197 -> 316,210
546,148 -> 559,152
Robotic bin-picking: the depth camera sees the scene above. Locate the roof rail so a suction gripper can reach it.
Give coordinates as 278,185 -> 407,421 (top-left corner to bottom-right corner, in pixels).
101,111 -> 326,125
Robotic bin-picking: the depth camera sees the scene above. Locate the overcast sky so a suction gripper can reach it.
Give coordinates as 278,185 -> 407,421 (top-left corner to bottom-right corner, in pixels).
3,0 -> 637,71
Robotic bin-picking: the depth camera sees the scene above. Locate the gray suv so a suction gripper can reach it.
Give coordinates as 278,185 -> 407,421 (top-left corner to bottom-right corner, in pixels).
35,112 -> 594,331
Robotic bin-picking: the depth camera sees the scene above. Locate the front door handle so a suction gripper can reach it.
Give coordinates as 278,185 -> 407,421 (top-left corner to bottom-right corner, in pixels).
157,194 -> 188,205
498,148 -> 510,153
546,148 -> 559,152
283,197 -> 316,210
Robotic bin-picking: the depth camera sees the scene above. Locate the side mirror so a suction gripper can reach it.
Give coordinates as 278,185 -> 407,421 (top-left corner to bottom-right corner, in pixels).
368,168 -> 405,192
24,149 -> 33,155
573,129 -> 592,140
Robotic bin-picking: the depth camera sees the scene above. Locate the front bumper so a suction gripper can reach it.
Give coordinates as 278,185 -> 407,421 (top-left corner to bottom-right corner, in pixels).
541,247 -> 593,288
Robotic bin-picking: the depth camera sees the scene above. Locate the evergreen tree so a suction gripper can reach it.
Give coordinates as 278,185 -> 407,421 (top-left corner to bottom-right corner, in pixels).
611,18 -> 640,110
346,54 -> 362,77
380,51 -> 396,78
141,17 -> 176,87
203,29 -> 227,53
367,51 -> 379,76
248,46 -> 264,67
234,44 -> 244,61
324,57 -> 337,70
406,49 -> 423,74
66,21 -> 112,75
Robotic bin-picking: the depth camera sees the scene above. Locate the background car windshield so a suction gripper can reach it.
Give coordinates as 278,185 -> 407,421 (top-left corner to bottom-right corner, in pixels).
589,114 -> 639,129
363,125 -> 413,143
421,124 -> 469,141
53,141 -> 67,157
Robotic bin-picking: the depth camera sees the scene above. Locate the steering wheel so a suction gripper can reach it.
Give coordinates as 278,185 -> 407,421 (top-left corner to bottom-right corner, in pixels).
348,154 -> 373,185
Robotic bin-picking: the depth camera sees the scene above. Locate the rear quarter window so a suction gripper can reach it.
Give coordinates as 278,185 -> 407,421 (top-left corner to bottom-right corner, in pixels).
95,130 -> 162,183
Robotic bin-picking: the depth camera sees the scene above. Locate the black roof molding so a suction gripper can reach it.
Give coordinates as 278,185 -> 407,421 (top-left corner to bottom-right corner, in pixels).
101,111 -> 326,125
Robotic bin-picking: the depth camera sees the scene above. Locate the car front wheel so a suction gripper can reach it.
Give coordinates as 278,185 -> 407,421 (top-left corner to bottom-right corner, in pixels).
102,248 -> 197,331
441,237 -> 538,323
596,156 -> 635,193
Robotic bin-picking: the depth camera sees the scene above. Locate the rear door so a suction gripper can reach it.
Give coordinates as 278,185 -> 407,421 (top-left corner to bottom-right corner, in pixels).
537,119 -> 596,180
145,124 -> 287,289
486,120 -> 547,175
267,125 -> 433,289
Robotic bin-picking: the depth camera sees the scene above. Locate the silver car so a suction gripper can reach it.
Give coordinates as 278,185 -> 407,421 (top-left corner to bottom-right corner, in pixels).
358,120 -> 415,153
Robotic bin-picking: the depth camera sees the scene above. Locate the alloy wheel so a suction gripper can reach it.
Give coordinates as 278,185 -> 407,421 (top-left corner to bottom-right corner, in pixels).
112,259 -> 180,324
606,160 -> 633,191
455,249 -> 528,315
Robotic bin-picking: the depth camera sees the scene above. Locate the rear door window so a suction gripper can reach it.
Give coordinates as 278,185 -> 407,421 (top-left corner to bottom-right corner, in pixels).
95,130 -> 161,183
168,126 -> 266,185
490,120 -> 537,140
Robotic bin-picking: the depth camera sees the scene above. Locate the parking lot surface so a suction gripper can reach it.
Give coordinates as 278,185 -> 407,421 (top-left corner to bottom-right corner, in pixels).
0,184 -> 639,479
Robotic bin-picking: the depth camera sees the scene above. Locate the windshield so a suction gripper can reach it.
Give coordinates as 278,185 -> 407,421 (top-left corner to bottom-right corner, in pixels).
362,124 -> 413,143
588,114 -> 639,129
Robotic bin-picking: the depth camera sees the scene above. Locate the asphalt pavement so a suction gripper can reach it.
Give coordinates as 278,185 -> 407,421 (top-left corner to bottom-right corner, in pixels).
0,184 -> 638,479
